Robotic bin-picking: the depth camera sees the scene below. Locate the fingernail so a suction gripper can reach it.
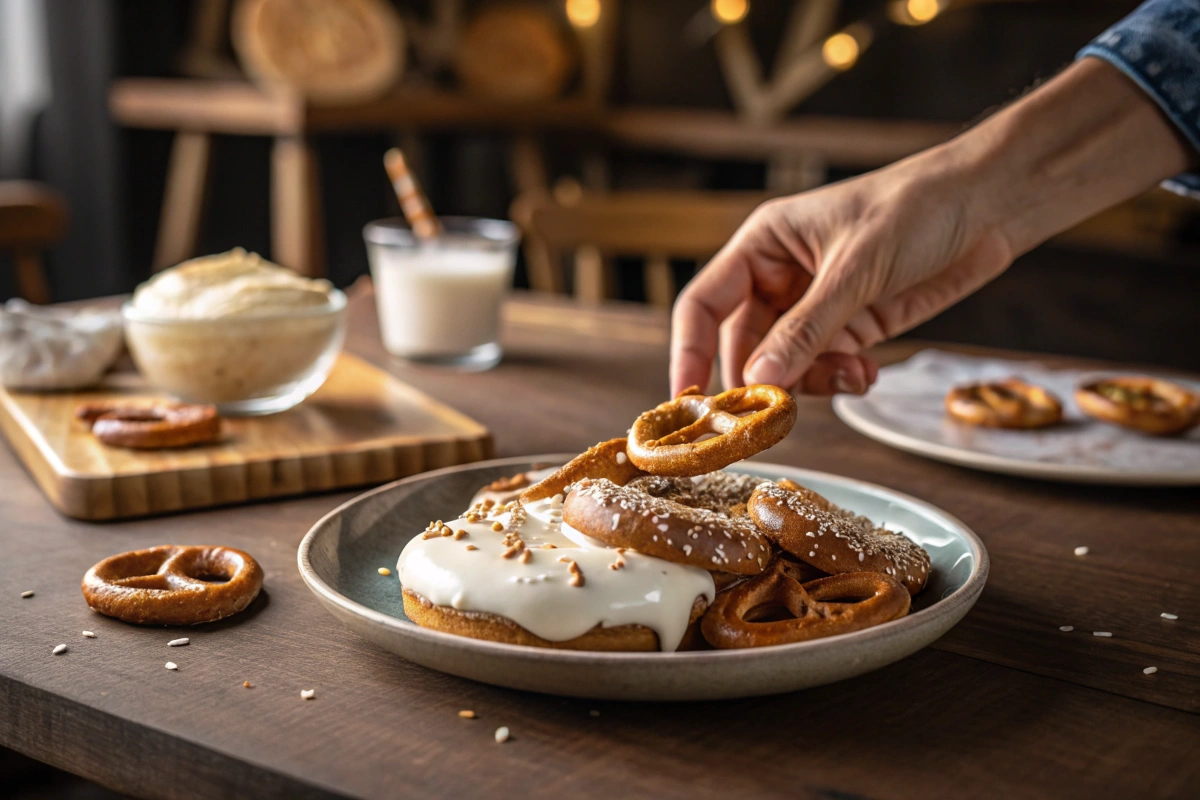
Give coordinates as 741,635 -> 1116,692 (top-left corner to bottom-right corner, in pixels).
745,353 -> 787,386
833,370 -> 867,395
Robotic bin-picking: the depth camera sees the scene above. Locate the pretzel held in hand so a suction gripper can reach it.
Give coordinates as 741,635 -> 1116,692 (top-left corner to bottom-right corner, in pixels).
626,385 -> 796,476
82,545 -> 263,625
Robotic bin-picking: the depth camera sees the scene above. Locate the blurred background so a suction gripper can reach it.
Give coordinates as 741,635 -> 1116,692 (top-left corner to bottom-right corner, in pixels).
1,0 -> 1198,368
0,1 -> 1196,794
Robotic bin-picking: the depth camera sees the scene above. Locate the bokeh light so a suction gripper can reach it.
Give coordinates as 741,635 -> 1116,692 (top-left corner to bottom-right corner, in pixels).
907,0 -> 940,23
566,0 -> 601,28
711,0 -> 750,26
822,32 -> 860,70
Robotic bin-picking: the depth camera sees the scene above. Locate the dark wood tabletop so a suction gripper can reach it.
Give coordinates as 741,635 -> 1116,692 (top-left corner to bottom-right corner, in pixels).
2,284 -> 1197,800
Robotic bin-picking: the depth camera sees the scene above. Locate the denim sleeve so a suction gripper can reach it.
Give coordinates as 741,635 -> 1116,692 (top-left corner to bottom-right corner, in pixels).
1078,0 -> 1200,197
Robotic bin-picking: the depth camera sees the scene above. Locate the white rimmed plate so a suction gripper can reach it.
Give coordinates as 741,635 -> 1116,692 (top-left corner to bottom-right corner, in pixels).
833,349 -> 1200,486
298,456 -> 987,700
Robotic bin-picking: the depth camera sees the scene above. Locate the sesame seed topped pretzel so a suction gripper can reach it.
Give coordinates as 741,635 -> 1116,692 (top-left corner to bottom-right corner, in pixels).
1075,376 -> 1200,436
76,402 -> 221,449
520,437 -> 647,504
625,472 -> 768,517
626,385 -> 797,477
748,482 -> 931,595
944,379 -> 1063,429
700,558 -> 910,648
562,477 -> 773,575
82,545 -> 263,625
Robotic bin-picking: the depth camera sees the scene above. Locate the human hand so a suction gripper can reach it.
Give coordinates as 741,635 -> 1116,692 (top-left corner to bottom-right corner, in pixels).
670,153 -> 1014,396
670,58 -> 1194,398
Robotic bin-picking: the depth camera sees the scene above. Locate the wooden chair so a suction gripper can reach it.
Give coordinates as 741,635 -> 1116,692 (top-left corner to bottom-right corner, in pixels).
510,188 -> 768,307
0,181 -> 67,304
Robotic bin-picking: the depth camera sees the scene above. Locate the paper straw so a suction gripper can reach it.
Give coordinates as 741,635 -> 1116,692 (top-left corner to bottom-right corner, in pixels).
384,148 -> 442,239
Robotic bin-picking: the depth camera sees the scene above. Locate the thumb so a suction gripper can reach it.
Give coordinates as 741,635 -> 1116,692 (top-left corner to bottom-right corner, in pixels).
742,277 -> 862,389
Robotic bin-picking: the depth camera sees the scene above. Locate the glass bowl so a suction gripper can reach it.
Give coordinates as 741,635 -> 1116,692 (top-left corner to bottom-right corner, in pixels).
122,289 -> 347,416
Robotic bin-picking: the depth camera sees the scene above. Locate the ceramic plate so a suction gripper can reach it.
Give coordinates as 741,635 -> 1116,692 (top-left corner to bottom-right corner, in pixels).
298,456 -> 987,701
833,349 -> 1200,486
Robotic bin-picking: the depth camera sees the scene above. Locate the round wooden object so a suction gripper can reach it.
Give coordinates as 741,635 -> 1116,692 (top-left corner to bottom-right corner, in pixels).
455,5 -> 575,102
232,0 -> 406,104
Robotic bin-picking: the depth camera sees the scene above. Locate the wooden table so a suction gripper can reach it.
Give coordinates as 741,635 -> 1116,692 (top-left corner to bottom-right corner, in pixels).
2,286 -> 1197,799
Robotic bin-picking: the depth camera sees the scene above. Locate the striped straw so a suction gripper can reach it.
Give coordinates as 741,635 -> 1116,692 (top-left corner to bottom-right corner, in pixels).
384,148 -> 442,239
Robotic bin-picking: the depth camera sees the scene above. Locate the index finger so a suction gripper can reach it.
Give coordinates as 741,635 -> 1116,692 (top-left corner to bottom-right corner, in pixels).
670,247 -> 754,396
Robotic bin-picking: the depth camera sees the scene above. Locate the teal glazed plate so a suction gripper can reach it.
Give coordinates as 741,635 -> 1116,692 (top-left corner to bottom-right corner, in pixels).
298,456 -> 988,701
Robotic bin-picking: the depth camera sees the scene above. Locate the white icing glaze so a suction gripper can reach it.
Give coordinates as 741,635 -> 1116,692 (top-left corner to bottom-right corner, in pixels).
397,497 -> 715,651
466,466 -> 559,509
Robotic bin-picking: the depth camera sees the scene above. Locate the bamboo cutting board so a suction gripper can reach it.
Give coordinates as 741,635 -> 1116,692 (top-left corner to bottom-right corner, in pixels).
0,353 -> 492,520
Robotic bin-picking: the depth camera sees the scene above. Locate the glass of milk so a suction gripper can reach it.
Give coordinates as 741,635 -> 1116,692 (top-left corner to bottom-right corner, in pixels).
363,217 -> 520,370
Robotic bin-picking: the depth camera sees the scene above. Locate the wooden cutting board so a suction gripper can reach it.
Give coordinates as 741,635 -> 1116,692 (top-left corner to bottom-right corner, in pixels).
0,353 -> 492,521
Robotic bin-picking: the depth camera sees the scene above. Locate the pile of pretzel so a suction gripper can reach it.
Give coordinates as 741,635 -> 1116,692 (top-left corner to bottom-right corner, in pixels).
518,384 -> 931,650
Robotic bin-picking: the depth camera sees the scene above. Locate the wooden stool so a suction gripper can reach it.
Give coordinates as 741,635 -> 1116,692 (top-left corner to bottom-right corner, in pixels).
0,181 -> 67,304
510,189 -> 767,307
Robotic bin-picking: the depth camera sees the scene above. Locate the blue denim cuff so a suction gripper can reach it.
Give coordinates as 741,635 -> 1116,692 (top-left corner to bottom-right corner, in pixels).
1078,0 -> 1200,198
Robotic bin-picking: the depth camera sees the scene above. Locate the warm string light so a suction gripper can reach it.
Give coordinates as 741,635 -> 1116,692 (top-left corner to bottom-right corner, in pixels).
711,0 -> 749,26
566,0 -> 601,28
821,31 -> 860,70
888,0 -> 943,26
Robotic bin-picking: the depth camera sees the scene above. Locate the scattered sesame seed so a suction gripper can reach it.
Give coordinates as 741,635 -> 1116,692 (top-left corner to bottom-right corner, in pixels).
1093,631 -> 1113,637
301,689 -> 315,700
494,726 -> 510,743
1143,666 -> 1158,675
168,638 -> 189,647
492,521 -> 505,532
1161,613 -> 1178,620
589,710 -> 600,717
52,644 -> 67,655
465,544 -> 478,551
378,567 -> 392,576
1074,546 -> 1089,556
20,590 -> 34,598
82,631 -> 95,638
1059,626 -> 1074,632
165,662 -> 178,670
243,681 -> 253,688
459,710 -> 476,719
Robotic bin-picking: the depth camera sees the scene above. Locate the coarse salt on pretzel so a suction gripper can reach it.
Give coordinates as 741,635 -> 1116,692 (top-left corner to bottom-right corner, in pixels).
625,472 -> 767,518
944,378 -> 1063,429
562,477 -> 772,575
76,402 -> 221,449
700,558 -> 910,649
626,385 -> 796,477
1075,376 -> 1200,436
748,482 -> 931,595
519,437 -> 646,504
82,545 -> 263,625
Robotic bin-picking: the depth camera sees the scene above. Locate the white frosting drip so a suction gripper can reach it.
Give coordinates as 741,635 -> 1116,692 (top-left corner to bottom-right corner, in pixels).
397,497 -> 715,651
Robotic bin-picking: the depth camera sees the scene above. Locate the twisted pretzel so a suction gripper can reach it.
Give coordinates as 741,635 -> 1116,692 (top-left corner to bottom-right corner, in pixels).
82,545 -> 263,625
76,402 -> 221,449
945,379 -> 1063,429
748,482 -> 931,595
626,385 -> 797,476
700,558 -> 910,649
563,477 -> 772,575
1076,376 -> 1200,436
625,471 -> 767,517
519,437 -> 646,503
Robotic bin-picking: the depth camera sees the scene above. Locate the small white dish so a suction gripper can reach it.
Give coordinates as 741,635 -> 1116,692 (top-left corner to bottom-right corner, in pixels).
834,350 -> 1200,485
297,456 -> 988,701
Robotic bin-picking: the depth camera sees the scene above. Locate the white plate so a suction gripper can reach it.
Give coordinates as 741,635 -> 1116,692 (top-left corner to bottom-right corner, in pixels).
297,456 -> 988,701
834,349 -> 1200,486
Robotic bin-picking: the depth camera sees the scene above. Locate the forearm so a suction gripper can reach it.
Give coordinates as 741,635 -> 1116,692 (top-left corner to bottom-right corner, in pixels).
930,57 -> 1195,256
